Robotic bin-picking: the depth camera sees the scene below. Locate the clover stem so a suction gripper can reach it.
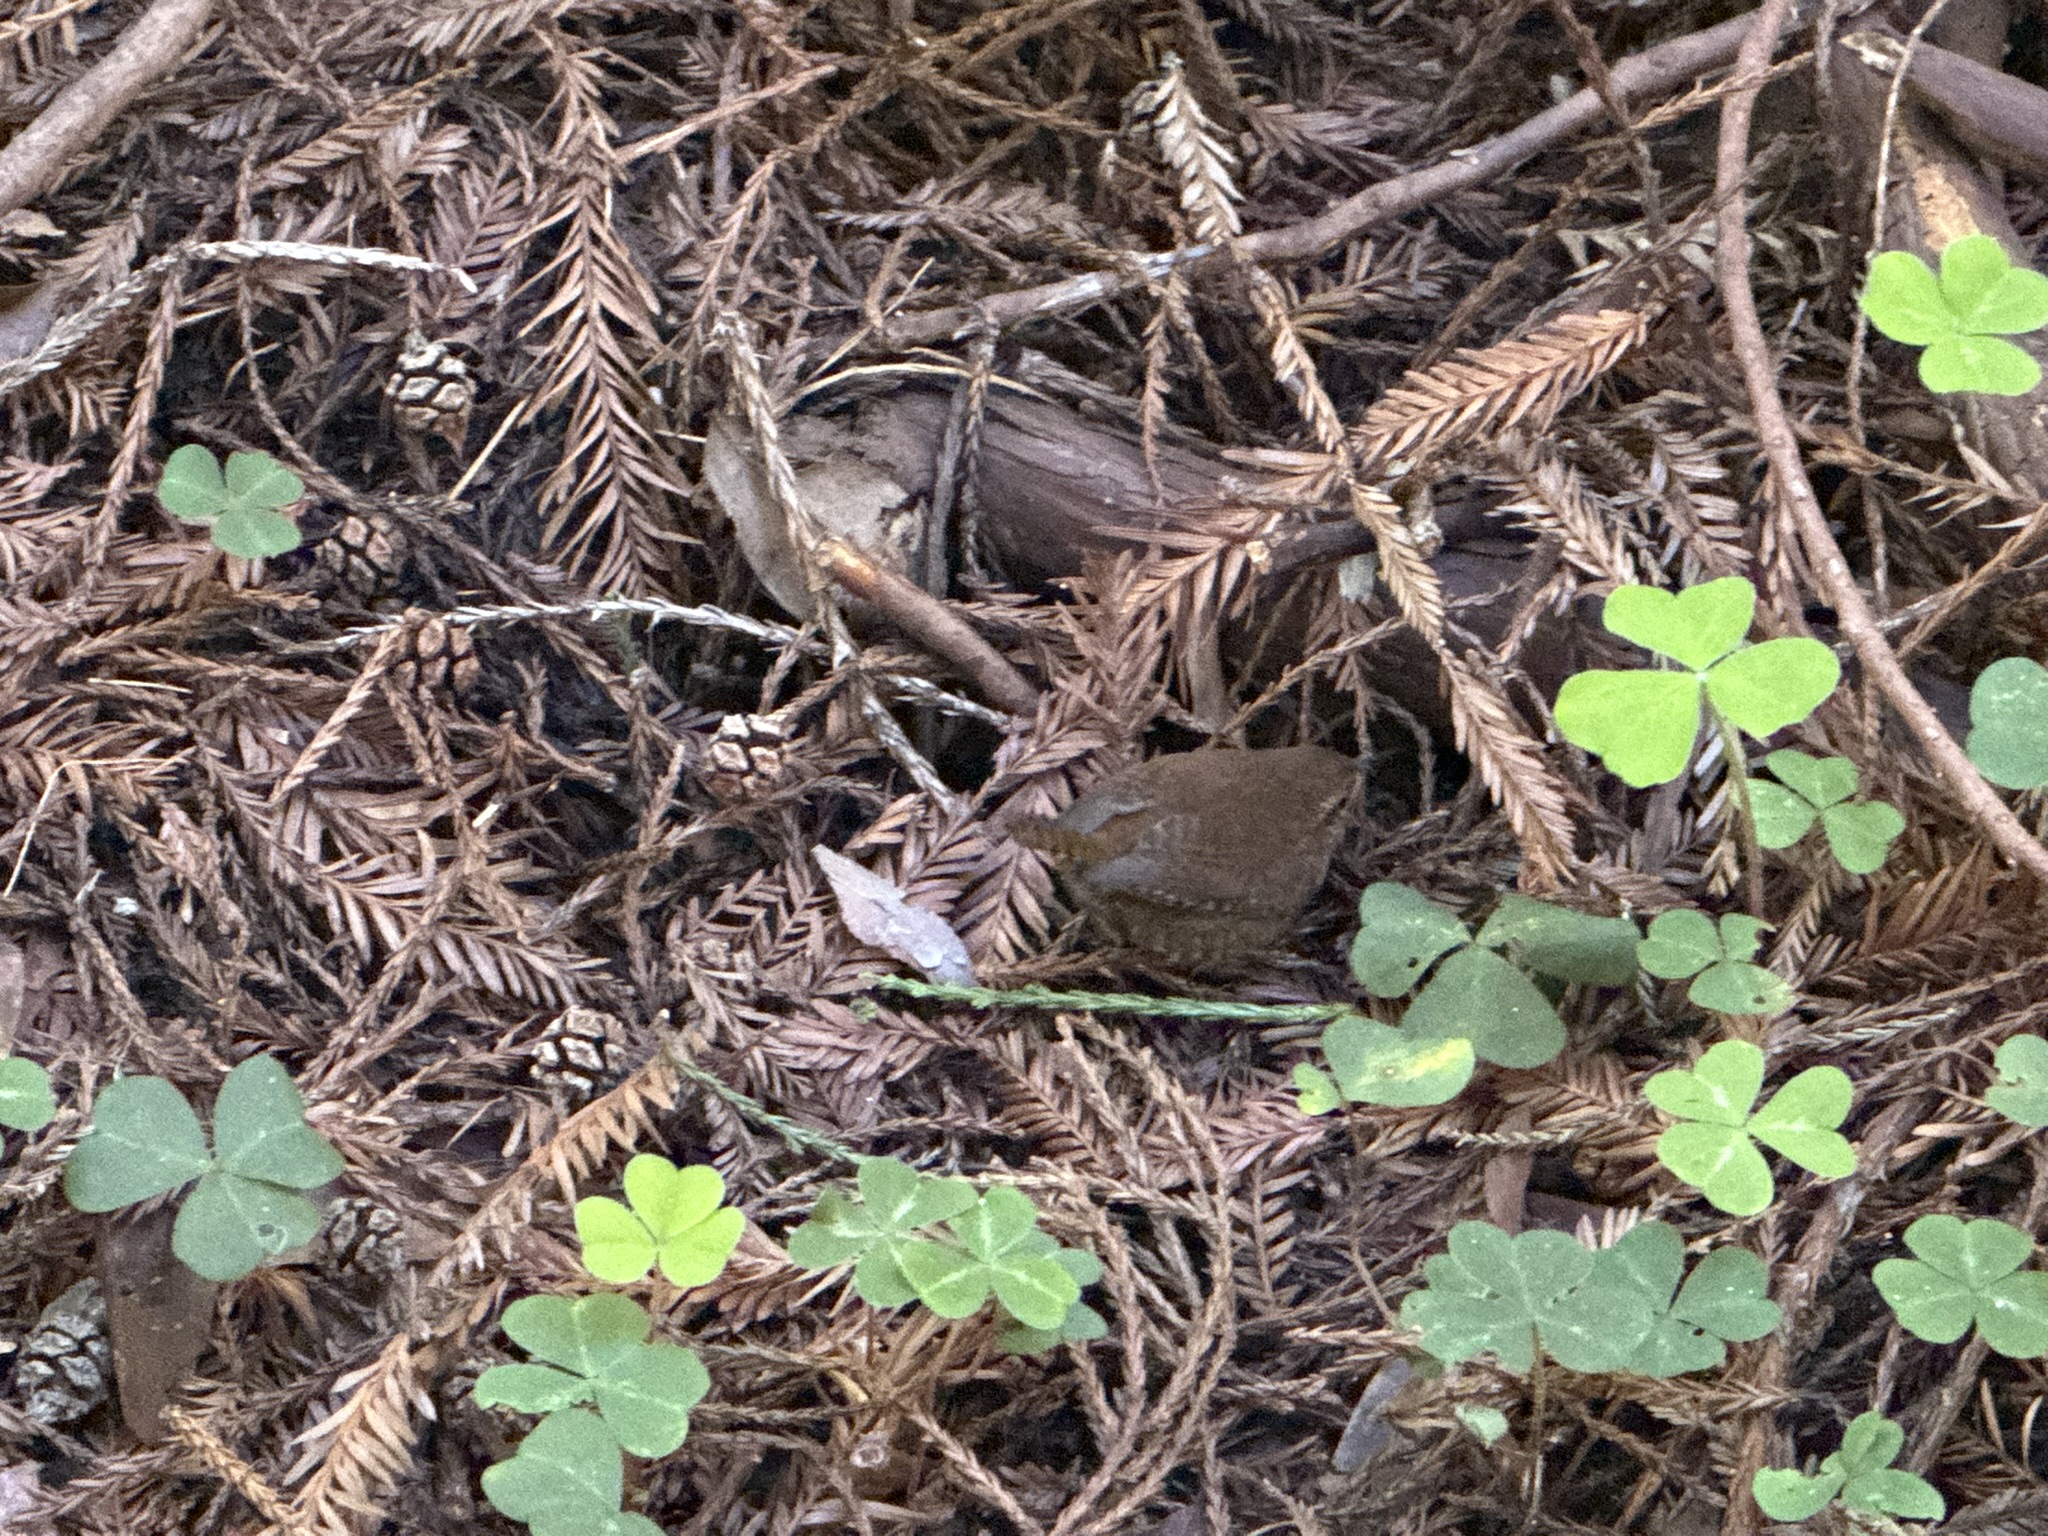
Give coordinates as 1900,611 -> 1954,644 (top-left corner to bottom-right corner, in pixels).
1710,707 -> 1766,917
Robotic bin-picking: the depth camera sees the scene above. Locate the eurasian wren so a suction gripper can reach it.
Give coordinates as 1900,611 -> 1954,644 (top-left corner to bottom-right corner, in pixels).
1011,745 -> 1358,961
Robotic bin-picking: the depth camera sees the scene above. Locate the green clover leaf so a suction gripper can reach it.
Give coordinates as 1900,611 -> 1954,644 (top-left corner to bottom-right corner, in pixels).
1345,883 -> 1586,1074
1472,896 -> 1640,987
1862,236 -> 2048,395
1350,883 -> 1469,996
1602,579 -> 1755,669
1403,946 -> 1565,1069
1555,579 -> 1839,787
1966,656 -> 2048,790
1294,1015 -> 1474,1113
1553,668 -> 1703,788
477,1293 -> 710,1459
1873,1214 -> 2048,1358
1986,1034 -> 2048,1128
786,1156 -> 978,1309
157,445 -> 305,559
1592,1224 -> 1781,1378
1702,639 -> 1842,739
1751,750 -> 1903,875
212,1055 -> 346,1189
1644,1040 -> 1855,1216
1636,910 -> 1794,1016
575,1156 -> 743,1288
0,1056 -> 54,1132
63,1075 -> 211,1209
1398,1221 -> 1655,1375
173,1169 -> 326,1281
479,1408 -> 665,1536
898,1185 -> 1080,1330
63,1057 -> 344,1281
1753,1412 -> 1945,1523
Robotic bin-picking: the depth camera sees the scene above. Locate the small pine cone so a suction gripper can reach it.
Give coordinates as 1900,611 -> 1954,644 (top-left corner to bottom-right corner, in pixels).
384,330 -> 475,447
523,1007 -> 625,1103
13,1280 -> 112,1427
320,1197 -> 407,1286
311,513 -> 401,600
392,610 -> 481,699
702,713 -> 793,803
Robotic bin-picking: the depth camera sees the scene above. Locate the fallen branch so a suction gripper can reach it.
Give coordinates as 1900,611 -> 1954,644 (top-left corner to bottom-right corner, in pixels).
889,9 -> 1786,346
0,0 -> 217,222
1710,1 -> 2048,889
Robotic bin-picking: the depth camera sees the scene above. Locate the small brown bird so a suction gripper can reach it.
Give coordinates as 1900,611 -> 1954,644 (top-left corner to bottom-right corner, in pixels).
1011,745 -> 1358,961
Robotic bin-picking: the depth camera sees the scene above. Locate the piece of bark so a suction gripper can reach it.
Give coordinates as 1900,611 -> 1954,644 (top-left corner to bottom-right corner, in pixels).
96,1205 -> 217,1442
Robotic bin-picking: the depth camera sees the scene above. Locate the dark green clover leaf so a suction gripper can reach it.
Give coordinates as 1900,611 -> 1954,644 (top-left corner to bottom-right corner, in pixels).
1966,656 -> 2048,790
480,1408 -> 663,1536
63,1076 -> 211,1210
1347,882 -> 1589,1074
1473,895 -> 1640,986
1750,751 -> 1904,875
64,1056 -> 346,1282
1350,883 -> 1468,997
1644,1040 -> 1855,1217
1398,1221 -> 1653,1375
174,1170 -> 327,1282
786,1156 -> 977,1309
1636,909 -> 1793,1017
1752,1412 -> 1945,1523
1873,1214 -> 2048,1358
898,1184 -> 1080,1330
1986,1034 -> 2048,1128
212,1055 -> 345,1189
0,1056 -> 55,1132
1555,578 -> 1839,787
576,1155 -> 744,1288
156,444 -> 305,559
1591,1223 -> 1780,1378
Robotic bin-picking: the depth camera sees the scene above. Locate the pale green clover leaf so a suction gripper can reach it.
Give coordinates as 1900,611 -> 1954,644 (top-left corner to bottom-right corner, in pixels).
575,1155 -> 743,1288
1636,909 -> 1794,1016
1965,656 -> 2048,790
1862,235 -> 2048,396
1644,1040 -> 1855,1217
996,1257 -> 1110,1355
1752,1412 -> 1945,1523
1985,1034 -> 2048,1128
1294,1015 -> 1474,1113
1455,1404 -> 1510,1446
1750,751 -> 1904,876
1873,1214 -> 2048,1358
1556,579 -> 1839,787
157,444 -> 305,559
0,1056 -> 55,1132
